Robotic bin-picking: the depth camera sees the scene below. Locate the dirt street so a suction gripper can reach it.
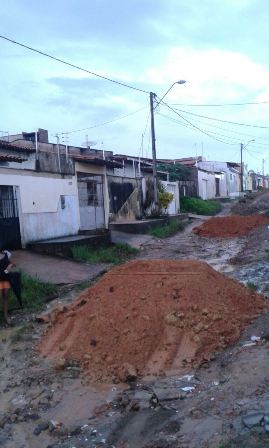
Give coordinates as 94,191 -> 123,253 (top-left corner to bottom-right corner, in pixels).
2,193 -> 269,448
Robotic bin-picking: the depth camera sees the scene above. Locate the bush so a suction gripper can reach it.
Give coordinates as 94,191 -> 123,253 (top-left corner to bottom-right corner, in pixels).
180,196 -> 222,216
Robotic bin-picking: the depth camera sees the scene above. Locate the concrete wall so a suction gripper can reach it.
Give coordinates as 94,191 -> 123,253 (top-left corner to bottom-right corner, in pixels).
0,168 -> 80,246
0,151 -> 36,171
107,175 -> 142,221
198,170 -> 217,200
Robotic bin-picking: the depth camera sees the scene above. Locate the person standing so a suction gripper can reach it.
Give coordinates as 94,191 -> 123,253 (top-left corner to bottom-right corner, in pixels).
0,250 -> 13,324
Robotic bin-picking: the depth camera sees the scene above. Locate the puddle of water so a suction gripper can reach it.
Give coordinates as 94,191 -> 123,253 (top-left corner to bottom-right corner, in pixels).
231,261 -> 269,295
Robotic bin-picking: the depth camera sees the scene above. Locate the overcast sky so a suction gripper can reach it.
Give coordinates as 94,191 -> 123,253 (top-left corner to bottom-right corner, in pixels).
1,0 -> 269,171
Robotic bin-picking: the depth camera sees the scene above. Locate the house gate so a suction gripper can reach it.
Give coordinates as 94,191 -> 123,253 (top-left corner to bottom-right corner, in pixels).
0,186 -> 21,249
77,173 -> 105,230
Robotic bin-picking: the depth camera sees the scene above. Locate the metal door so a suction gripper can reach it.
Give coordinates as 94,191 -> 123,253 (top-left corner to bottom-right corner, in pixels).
0,186 -> 21,249
77,173 -> 105,230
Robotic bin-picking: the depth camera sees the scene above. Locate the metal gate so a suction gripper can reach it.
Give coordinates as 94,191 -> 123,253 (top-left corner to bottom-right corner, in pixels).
77,173 -> 105,230
0,186 -> 21,249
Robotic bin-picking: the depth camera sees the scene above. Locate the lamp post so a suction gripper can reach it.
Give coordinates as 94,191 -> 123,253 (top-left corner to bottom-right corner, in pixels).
240,139 -> 255,192
150,80 -> 186,209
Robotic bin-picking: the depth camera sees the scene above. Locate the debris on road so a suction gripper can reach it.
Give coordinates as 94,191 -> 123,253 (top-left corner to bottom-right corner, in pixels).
39,259 -> 267,382
193,214 -> 269,238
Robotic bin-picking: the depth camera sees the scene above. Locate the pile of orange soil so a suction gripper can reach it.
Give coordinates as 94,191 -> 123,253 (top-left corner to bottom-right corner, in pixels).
193,214 -> 269,238
39,260 -> 267,383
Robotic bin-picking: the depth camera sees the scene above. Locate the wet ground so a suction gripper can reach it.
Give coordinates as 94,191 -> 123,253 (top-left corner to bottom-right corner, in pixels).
2,198 -> 269,447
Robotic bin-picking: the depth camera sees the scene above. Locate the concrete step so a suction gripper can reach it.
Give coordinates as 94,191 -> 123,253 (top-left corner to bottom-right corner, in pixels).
27,233 -> 111,257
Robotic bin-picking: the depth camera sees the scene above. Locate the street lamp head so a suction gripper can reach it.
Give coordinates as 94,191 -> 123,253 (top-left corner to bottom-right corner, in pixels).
177,80 -> 186,85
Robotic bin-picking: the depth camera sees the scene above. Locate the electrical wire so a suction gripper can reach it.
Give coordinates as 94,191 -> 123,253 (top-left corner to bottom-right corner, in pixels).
169,105 -> 269,129
0,34 -> 150,95
162,109 -> 269,142
158,112 -> 243,144
158,111 -> 269,157
171,101 -> 269,107
60,106 -> 147,135
157,98 -> 239,146
138,110 -> 151,158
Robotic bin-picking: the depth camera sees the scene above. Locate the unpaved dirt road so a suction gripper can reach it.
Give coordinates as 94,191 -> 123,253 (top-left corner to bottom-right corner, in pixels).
2,194 -> 269,448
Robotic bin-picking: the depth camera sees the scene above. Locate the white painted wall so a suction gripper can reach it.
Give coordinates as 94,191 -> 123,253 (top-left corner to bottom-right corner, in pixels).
198,170 -> 216,199
0,168 -> 80,246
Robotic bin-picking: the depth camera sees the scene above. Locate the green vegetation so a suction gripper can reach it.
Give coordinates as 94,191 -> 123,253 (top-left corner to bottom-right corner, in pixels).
180,196 -> 222,216
71,243 -> 138,265
148,220 -> 184,238
157,162 -> 191,181
246,281 -> 258,291
0,272 -> 57,322
159,190 -> 174,211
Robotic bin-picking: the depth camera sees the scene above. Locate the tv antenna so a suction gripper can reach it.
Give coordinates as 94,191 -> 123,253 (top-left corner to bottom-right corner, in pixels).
81,135 -> 98,149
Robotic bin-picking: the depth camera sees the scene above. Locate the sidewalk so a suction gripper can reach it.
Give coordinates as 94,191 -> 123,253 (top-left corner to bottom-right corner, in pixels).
111,230 -> 156,249
12,250 -> 108,285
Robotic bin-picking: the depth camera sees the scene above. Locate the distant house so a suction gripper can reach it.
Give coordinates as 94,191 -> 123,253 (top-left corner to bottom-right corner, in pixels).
0,129 -> 120,249
164,157 -> 241,200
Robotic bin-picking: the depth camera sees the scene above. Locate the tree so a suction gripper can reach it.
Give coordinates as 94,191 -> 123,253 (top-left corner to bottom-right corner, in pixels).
157,163 -> 190,181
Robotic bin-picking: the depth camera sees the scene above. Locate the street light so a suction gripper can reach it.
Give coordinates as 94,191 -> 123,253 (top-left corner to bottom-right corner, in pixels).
150,80 -> 187,209
155,80 -> 186,110
240,139 -> 255,192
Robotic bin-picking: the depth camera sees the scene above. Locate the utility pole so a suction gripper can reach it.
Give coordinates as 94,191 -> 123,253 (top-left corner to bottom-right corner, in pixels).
150,92 -> 158,209
149,81 -> 187,209
240,143 -> 244,193
262,158 -> 265,188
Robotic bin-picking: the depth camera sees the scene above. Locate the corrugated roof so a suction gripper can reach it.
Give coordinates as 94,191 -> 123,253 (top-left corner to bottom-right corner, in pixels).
72,154 -> 121,168
0,140 -> 35,153
0,153 -> 27,162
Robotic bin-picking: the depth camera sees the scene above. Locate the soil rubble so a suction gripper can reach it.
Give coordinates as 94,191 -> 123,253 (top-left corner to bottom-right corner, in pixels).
39,259 -> 267,383
193,214 -> 269,238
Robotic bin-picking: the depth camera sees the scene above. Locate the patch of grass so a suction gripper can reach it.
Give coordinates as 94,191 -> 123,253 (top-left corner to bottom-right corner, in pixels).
71,243 -> 138,265
148,220 -> 184,238
246,281 -> 258,291
0,271 -> 57,323
180,196 -> 222,216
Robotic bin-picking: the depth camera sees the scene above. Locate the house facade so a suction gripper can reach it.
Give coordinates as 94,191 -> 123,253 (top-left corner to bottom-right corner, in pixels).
0,130 -> 119,248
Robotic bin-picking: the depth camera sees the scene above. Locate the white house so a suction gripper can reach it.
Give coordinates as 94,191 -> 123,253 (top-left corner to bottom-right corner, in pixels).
0,130 -> 119,248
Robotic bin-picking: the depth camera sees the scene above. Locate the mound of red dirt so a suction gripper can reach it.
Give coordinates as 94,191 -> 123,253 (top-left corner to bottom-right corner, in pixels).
193,214 -> 269,238
39,259 -> 267,383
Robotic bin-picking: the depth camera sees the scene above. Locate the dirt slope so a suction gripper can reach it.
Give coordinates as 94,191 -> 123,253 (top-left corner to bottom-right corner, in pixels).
39,259 -> 267,382
193,214 -> 269,238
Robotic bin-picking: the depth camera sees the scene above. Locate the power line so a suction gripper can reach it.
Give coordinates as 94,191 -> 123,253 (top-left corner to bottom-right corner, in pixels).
60,107 -> 147,135
170,105 -> 269,129
157,99 -> 239,146
171,101 -> 269,107
159,111 -> 269,156
163,109 -> 269,141
0,34 -> 149,95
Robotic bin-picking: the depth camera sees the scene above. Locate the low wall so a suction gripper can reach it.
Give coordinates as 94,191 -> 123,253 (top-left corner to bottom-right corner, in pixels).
109,214 -> 189,234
